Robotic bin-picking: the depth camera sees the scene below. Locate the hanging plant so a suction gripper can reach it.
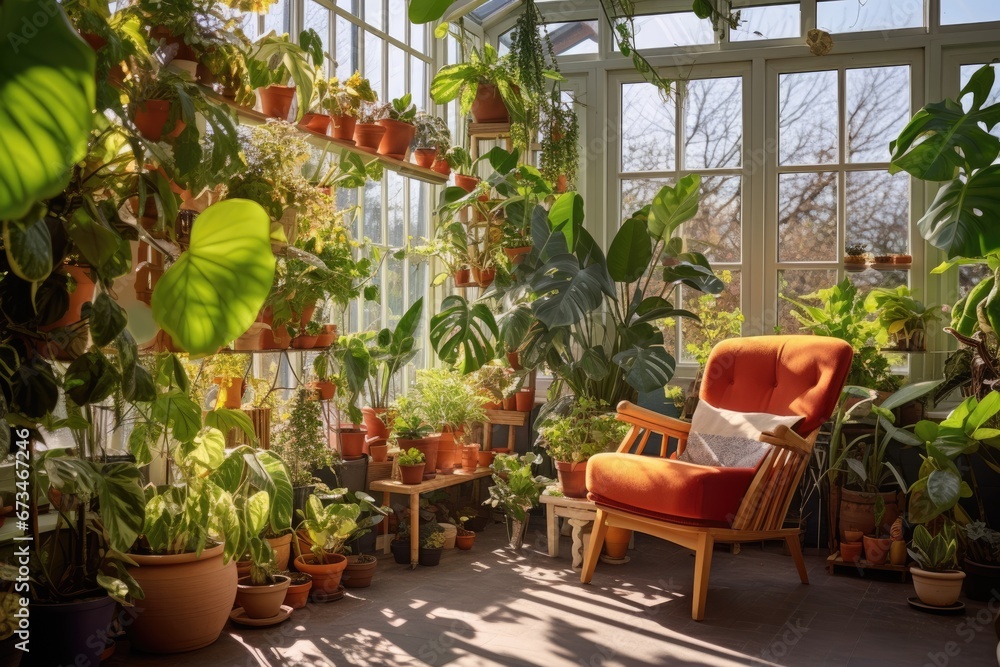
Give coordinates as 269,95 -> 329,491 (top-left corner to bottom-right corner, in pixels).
506,0 -> 563,152
540,92 -> 580,191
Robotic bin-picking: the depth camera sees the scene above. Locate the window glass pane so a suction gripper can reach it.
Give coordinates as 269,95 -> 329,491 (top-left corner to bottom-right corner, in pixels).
624,12 -> 715,49
336,15 -> 358,81
239,12 -> 260,41
729,3 -> 799,41
364,270 -> 382,328
304,1 -> 330,76
386,256 -> 404,318
387,171 -> 404,247
779,70 -> 838,165
364,180 -> 382,243
500,21 -> 599,56
942,0 -> 1000,25
778,172 -> 838,262
365,29 -> 383,97
410,181 -> 428,239
410,20 -> 425,51
846,170 -> 909,256
621,83 -> 675,172
817,0 -> 923,33
621,178 -> 670,221
848,269 -> 909,294
680,271 -> 742,364
263,0 -> 286,34
960,64 -> 1000,141
960,265 -> 991,298
777,269 -> 839,333
388,0 -> 406,40
365,0 -> 383,31
684,77 -> 742,169
388,45 -> 406,101
847,66 -> 910,163
685,176 -> 742,263
410,57 -> 427,110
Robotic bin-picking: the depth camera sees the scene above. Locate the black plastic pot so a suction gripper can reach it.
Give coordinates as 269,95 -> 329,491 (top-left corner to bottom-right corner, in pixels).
293,484 -> 315,518
963,558 -> 1000,601
26,595 -> 116,667
314,458 -> 368,494
390,539 -> 410,564
418,547 -> 443,567
463,516 -> 489,533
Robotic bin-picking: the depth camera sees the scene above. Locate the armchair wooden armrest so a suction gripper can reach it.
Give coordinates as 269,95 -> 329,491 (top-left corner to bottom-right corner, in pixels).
615,401 -> 691,456
758,424 -> 814,456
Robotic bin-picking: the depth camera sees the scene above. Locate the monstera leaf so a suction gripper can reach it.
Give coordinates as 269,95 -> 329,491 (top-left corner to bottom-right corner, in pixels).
917,165 -> 1000,259
0,0 -> 95,220
430,295 -> 499,374
151,200 -> 275,356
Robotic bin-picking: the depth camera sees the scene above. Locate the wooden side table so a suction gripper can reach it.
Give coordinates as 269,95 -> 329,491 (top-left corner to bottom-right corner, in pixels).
540,490 -> 599,568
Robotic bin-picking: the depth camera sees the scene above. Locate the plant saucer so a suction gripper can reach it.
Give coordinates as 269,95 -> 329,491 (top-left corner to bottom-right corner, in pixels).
906,597 -> 965,615
599,554 -> 630,566
229,605 -> 294,627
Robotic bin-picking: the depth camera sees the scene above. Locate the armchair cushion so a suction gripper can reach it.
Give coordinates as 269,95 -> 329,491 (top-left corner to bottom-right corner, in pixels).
587,453 -> 757,527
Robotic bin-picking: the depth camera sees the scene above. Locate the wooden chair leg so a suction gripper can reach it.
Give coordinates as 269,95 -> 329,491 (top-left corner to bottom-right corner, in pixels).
691,532 -> 714,621
786,535 -> 809,584
580,509 -> 609,584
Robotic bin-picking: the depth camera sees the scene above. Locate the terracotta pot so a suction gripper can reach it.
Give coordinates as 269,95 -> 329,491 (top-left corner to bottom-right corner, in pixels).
40,264 -> 95,332
134,99 -> 185,142
309,380 -> 337,401
316,324 -> 337,347
283,573 -> 312,609
26,595 -> 116,667
295,301 -> 318,327
507,351 -> 522,370
555,174 -> 568,193
910,567 -> 965,607
455,173 -> 480,193
483,400 -> 502,410
462,444 -> 480,472
354,123 -> 387,151
267,533 -> 294,571
889,539 -> 908,566
840,541 -> 863,564
413,147 -> 437,167
604,526 -> 632,559
453,267 -> 472,286
377,119 -> 416,159
336,428 -> 367,460
124,543 -> 237,653
838,488 -> 901,544
259,85 -> 295,119
369,442 -> 389,463
294,553 -> 347,601
473,266 -> 495,288
214,377 -> 243,409
419,547 -> 443,567
399,463 -> 425,484
262,323 -> 292,349
504,245 -> 532,265
362,406 -> 391,439
503,396 -> 517,411
515,388 -> 534,412
555,460 -> 588,498
300,113 -> 331,134
477,450 -> 496,467
863,535 -> 890,565
436,432 -> 458,474
432,159 -> 451,176
406,437 -> 438,479
471,83 -> 510,123
331,114 -> 357,143
343,554 -> 378,588
456,531 -> 476,550
843,529 -> 864,543
236,575 -> 291,620
291,334 -> 319,349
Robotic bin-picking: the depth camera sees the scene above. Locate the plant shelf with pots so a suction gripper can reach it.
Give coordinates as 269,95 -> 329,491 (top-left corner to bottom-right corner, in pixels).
825,551 -> 911,582
200,87 -> 448,186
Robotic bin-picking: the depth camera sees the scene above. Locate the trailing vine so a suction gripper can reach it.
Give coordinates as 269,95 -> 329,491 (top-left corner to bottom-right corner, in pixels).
539,92 -> 579,190
507,0 -> 562,152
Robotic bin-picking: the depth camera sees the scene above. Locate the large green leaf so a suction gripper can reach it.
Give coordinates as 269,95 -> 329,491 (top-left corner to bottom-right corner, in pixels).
917,165 -> 1000,259
99,462 -> 146,553
607,217 -> 652,283
3,216 -> 52,282
548,193 -> 584,251
530,255 -> 609,328
409,0 -> 457,24
151,199 -> 275,356
204,408 -> 256,443
0,0 -> 95,220
430,295 -> 499,374
245,491 -> 270,537
90,293 -> 127,347
257,450 -> 294,534
648,175 -> 701,240
176,427 -> 226,475
612,346 -> 677,393
152,389 -> 202,442
890,65 -> 1000,181
64,351 -> 119,406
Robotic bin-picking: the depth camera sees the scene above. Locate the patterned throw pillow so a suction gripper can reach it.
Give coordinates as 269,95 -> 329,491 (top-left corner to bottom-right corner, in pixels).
679,401 -> 803,468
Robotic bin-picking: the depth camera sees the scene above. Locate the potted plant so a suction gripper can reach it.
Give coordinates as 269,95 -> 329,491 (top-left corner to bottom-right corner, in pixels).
445,146 -> 476,190
962,522 -> 1000,601
398,447 -> 427,484
354,100 -> 390,151
865,286 -> 941,352
234,492 -> 292,620
377,93 -> 417,159
461,442 -> 480,472
862,496 -> 891,565
430,43 -> 525,125
411,112 -> 450,167
844,242 -> 870,269
537,398 -> 628,499
245,29 -> 324,121
207,352 -> 249,409
271,388 -> 335,515
418,523 -> 447,566
456,527 -> 476,550
300,75 -> 334,134
909,523 -> 965,607
412,368 -> 488,474
326,71 -> 378,142
282,571 -> 313,609
540,93 -> 579,193
340,490 -> 389,588
485,453 -> 552,549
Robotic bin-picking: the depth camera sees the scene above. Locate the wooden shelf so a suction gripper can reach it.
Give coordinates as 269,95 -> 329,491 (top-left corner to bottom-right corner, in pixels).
826,551 -> 910,582
484,409 -> 530,426
203,87 -> 449,186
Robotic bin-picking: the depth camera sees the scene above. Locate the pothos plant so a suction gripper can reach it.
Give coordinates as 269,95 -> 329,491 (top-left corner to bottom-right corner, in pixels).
539,93 -> 580,189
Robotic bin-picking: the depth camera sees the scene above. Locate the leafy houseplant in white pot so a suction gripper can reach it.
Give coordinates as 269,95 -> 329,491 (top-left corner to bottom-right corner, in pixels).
908,523 -> 965,607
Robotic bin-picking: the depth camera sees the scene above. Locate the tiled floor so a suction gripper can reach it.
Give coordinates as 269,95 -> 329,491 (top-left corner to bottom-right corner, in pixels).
107,520 -> 1000,666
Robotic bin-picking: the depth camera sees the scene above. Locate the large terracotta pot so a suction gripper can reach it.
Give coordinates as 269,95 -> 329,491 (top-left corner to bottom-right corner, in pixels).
435,432 -> 458,474
39,264 -> 95,332
515,388 -> 535,412
413,147 -> 436,167
294,553 -> 347,601
604,526 -> 632,559
838,488 -> 901,543
354,123 -> 387,151
334,427 -> 367,459
283,572 -> 312,609
471,83 -> 510,122
369,440 -> 389,462
477,450 -> 496,468
267,533 -> 294,571
331,114 -> 357,143
377,119 -> 416,159
134,99 -> 185,142
840,541 -> 863,563
362,406 -> 391,439
259,85 -> 295,119
214,377 -> 243,409
342,554 -> 378,588
300,113 -> 331,134
910,567 -> 965,607
403,437 -> 438,479
555,460 -> 588,498
399,463 -> 425,484
863,535 -> 890,565
25,595 -> 116,667
455,173 -> 480,193
456,531 -> 476,550
453,267 -> 472,286
432,159 -> 451,176
473,266 -> 495,288
504,245 -> 532,265
236,575 -> 291,619
124,543 -> 237,653
462,444 -> 479,472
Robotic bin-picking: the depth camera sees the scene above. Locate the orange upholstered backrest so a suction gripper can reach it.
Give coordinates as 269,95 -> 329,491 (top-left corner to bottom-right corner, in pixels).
700,335 -> 853,436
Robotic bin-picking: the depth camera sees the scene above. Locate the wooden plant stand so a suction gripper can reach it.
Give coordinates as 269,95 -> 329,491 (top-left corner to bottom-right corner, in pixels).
825,552 -> 910,582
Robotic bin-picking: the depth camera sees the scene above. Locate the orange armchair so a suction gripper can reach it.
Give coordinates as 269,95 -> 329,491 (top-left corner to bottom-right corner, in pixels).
581,335 -> 853,620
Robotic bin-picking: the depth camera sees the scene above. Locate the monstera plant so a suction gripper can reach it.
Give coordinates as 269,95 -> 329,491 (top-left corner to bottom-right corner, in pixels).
431,175 -> 722,405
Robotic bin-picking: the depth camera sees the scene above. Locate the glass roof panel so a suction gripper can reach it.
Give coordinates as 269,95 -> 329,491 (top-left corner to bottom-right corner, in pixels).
469,0 -> 518,23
